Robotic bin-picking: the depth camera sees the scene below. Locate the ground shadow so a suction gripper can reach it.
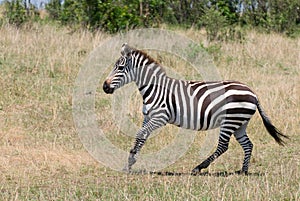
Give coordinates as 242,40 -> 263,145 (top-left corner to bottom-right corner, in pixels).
128,170 -> 264,177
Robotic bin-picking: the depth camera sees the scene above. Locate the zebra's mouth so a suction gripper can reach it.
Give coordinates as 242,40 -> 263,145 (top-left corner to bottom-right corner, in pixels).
103,81 -> 114,94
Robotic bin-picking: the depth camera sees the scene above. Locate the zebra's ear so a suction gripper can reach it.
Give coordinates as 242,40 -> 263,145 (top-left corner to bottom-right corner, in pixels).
121,43 -> 132,57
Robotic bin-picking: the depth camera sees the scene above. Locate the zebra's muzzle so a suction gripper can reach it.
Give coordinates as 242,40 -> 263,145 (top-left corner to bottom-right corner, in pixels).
103,80 -> 114,94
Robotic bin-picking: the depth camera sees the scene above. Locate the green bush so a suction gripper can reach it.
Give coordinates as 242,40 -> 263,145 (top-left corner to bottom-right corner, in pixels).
199,6 -> 228,41
1,0 -> 299,37
3,0 -> 29,27
46,0 -> 141,33
240,0 -> 300,36
268,0 -> 300,36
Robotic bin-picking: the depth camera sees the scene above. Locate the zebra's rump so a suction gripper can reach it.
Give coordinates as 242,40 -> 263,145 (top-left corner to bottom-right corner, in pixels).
170,80 -> 258,131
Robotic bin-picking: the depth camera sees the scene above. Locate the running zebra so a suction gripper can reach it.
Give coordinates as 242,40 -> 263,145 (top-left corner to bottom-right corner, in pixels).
103,44 -> 288,174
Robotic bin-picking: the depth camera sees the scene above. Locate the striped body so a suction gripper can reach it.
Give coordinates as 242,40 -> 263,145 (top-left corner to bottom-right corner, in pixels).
140,79 -> 257,131
103,44 -> 288,174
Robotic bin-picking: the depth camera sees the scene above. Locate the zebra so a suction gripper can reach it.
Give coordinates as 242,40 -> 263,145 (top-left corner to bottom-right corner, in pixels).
103,43 -> 288,174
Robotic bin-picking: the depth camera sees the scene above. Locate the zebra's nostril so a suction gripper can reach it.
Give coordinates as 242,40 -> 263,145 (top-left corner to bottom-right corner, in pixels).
103,81 -> 108,88
103,81 -> 114,94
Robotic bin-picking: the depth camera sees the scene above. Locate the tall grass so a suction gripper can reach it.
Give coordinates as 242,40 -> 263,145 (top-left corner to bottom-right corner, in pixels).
0,23 -> 299,200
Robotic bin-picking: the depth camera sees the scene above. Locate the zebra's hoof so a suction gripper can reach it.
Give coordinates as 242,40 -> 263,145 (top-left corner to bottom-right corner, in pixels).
191,167 -> 201,175
122,167 -> 130,173
122,165 -> 132,173
235,170 -> 248,175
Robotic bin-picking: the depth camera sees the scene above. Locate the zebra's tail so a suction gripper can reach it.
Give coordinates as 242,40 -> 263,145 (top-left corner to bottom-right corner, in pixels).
256,100 -> 289,146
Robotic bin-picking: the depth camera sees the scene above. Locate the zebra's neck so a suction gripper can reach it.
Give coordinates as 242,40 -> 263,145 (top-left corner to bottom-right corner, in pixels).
136,63 -> 167,99
132,51 -> 167,97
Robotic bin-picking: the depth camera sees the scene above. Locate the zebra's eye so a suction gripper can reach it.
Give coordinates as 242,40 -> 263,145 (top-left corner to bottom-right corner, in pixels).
118,66 -> 125,71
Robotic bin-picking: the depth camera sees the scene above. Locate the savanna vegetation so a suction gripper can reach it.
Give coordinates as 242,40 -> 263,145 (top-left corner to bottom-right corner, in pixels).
0,0 -> 299,200
1,0 -> 300,38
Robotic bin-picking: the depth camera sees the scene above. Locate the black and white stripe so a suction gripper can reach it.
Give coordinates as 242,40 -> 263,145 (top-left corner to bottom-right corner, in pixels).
103,44 -> 288,174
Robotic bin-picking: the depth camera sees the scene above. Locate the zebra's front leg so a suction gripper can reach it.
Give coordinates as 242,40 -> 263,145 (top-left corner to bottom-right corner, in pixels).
127,134 -> 147,171
125,118 -> 165,172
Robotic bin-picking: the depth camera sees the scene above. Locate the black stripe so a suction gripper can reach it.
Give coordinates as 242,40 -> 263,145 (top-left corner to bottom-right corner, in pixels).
226,108 -> 256,115
226,94 -> 257,104
143,85 -> 154,104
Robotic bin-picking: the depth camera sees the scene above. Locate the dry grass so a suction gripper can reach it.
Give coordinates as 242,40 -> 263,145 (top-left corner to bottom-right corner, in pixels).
0,23 -> 299,200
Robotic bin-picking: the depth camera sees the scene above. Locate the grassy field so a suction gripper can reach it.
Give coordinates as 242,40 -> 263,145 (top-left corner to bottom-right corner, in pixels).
0,23 -> 299,200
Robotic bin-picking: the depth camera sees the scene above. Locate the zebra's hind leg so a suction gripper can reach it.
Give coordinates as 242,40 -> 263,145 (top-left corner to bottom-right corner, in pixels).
191,128 -> 232,174
233,122 -> 253,175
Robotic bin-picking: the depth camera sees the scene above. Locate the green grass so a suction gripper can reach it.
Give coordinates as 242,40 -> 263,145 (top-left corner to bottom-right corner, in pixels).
0,23 -> 299,200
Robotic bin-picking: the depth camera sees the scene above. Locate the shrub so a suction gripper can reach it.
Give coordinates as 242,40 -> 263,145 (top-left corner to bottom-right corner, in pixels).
199,6 -> 228,41
3,0 -> 28,27
46,0 -> 141,33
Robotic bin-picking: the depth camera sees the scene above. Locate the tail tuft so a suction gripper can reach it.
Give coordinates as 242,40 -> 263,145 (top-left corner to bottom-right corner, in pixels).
257,101 -> 289,146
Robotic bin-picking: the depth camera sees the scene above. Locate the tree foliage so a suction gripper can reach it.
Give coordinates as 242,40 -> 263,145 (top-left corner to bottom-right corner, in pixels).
1,0 -> 299,37
240,0 -> 300,36
46,0 -> 141,32
3,0 -> 30,27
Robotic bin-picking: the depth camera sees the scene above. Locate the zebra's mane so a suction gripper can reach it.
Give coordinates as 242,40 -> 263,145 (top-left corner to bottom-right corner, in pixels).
133,49 -> 159,64
132,49 -> 166,74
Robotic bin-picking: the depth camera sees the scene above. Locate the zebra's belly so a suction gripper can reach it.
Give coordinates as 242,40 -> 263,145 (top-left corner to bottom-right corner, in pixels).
172,115 -> 222,131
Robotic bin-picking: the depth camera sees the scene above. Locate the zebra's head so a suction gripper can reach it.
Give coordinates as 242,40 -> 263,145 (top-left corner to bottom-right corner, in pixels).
103,43 -> 134,94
